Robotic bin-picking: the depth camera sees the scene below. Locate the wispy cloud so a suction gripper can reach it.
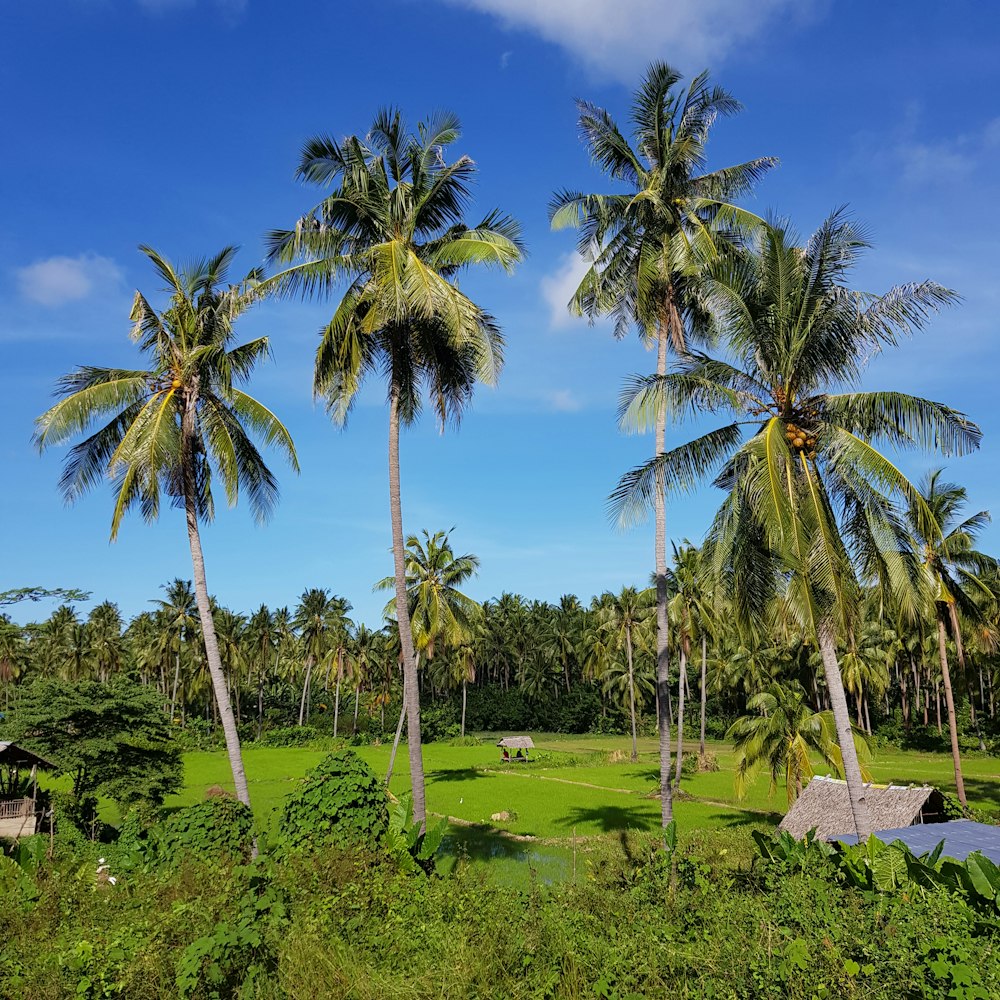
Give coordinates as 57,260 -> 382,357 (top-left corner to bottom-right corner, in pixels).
15,253 -> 123,307
546,388 -> 583,412
861,105 -> 1000,187
438,0 -> 823,80
135,0 -> 246,19
539,253 -> 590,329
499,50 -> 512,70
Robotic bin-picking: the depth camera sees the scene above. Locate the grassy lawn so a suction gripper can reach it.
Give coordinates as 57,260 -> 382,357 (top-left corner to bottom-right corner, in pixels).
147,733 -> 1000,848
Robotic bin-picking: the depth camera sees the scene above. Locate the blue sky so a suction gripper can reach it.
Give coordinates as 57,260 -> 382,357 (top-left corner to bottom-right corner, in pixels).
3,0 -> 998,627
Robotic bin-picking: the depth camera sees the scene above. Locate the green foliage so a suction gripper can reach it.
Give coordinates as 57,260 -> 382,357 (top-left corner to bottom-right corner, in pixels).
279,748 -> 388,851
175,861 -> 287,999
160,796 -> 255,863
254,725 -> 319,748
383,794 -> 447,873
2,677 -> 182,809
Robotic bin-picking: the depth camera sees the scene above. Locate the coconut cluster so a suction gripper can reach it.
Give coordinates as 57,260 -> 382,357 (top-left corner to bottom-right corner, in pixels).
785,421 -> 818,460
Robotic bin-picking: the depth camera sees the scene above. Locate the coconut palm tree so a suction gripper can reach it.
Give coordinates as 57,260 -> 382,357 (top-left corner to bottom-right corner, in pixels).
377,529 -> 481,781
153,579 -> 197,720
728,681 -> 870,805
903,471 -> 998,805
34,245 -> 298,809
594,587 -> 656,761
613,213 -> 979,839
551,61 -> 775,829
266,110 -> 522,826
292,589 -> 350,727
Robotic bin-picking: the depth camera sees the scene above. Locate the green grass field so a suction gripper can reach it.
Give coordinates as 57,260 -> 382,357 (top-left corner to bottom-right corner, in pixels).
153,733 -> 1000,848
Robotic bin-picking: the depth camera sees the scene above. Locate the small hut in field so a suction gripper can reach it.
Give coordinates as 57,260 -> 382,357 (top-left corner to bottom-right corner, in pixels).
779,775 -> 947,841
497,736 -> 534,762
0,741 -> 55,839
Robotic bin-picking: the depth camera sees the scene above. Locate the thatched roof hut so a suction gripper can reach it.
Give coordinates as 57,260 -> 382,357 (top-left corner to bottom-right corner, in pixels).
779,775 -> 947,841
496,736 -> 535,750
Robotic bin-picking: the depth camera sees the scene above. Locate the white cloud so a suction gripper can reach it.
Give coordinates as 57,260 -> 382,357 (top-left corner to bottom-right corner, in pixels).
439,0 -> 822,80
500,50 -> 512,70
546,388 -> 583,412
16,253 -> 123,307
539,253 -> 591,329
135,0 -> 245,17
864,107 -> 1000,187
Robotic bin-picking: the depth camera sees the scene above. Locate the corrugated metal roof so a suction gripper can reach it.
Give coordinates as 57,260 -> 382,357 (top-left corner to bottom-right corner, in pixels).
838,819 -> 1000,863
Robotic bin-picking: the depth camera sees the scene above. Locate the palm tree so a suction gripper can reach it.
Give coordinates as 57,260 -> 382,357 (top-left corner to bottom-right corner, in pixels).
292,589 -> 349,726
34,246 -> 298,809
266,110 -> 521,826
728,682 -> 870,805
551,61 -> 775,830
377,529 -> 481,782
595,587 -> 655,761
613,213 -> 979,839
153,578 -> 197,719
904,471 -> 998,805
85,601 -> 124,683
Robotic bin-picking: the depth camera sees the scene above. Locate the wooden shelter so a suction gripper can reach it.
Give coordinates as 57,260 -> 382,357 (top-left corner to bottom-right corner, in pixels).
497,735 -> 534,762
779,775 -> 947,841
0,741 -> 55,840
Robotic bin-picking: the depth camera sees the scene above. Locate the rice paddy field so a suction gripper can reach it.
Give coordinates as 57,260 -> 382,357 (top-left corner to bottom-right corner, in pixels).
116,733 -> 1000,883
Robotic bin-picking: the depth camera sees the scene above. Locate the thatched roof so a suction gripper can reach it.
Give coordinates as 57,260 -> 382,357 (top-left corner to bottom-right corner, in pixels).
497,736 -> 534,750
779,775 -> 947,840
0,742 -> 56,770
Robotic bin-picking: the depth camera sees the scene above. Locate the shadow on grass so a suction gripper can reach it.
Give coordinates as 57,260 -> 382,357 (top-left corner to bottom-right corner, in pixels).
425,767 -> 485,784
557,804 -> 659,834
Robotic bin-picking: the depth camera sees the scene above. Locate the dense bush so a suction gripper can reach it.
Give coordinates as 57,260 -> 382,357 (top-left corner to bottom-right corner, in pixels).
3,825 -> 1000,999
161,795 -> 255,861
254,725 -> 319,748
279,748 -> 388,851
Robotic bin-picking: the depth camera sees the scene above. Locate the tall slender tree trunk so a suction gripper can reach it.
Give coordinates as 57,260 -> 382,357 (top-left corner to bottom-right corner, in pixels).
818,625 -> 872,841
626,622 -> 638,762
674,647 -> 687,789
699,633 -> 707,755
169,640 -> 181,721
298,656 -> 313,726
947,601 -> 985,751
385,697 -> 407,786
182,461 -> 251,811
353,688 -> 360,734
333,649 -> 343,739
461,679 -> 467,738
388,385 -> 426,827
936,612 -> 968,809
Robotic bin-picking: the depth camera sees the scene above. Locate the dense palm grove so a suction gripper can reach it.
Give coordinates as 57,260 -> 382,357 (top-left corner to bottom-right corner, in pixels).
4,487 -> 999,801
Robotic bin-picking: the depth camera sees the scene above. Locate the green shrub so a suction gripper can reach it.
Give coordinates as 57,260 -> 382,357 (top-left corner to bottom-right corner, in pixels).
162,795 -> 255,862
279,748 -> 388,851
254,725 -> 319,748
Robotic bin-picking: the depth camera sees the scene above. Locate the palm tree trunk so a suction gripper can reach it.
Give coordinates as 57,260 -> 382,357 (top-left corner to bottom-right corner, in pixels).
169,642 -> 181,721
674,648 -> 687,789
333,649 -> 343,739
388,384 -> 426,827
626,622 -> 638,762
818,624 -> 871,840
936,612 -> 968,809
298,656 -> 313,726
183,485 -> 251,810
947,601 -> 985,751
353,688 -> 360,734
461,679 -> 467,738
653,325 -> 673,830
385,697 -> 407,786
699,633 -> 707,755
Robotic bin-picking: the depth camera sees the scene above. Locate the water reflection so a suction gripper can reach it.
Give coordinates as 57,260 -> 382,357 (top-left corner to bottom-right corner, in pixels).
440,825 -> 571,886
